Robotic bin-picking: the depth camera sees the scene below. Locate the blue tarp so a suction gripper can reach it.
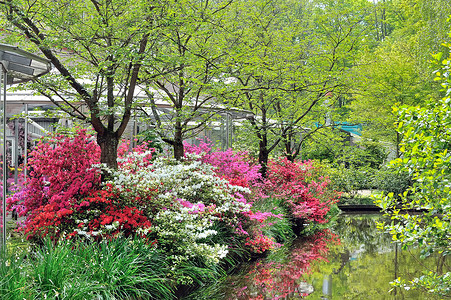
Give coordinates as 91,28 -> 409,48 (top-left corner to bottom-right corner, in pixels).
315,122 -> 362,136
337,122 -> 362,136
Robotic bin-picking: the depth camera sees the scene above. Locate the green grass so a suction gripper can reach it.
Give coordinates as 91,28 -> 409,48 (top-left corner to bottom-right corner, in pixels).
0,234 -> 248,299
0,237 -> 175,299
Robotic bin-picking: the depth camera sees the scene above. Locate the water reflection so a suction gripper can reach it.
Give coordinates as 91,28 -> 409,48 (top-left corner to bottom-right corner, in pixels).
187,214 -> 448,300
232,230 -> 339,299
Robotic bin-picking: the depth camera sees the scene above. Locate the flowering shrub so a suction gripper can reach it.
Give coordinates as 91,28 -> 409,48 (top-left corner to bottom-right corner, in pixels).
7,131 -> 158,242
184,140 -> 261,188
117,139 -> 155,170
8,128 -> 101,218
23,187 -> 153,241
6,129 -> 102,240
185,141 -> 286,254
265,158 -> 340,224
105,154 -> 252,264
9,131 -> 338,267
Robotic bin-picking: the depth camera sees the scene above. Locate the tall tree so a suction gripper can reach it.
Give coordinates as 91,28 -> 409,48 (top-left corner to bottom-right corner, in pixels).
278,0 -> 373,161
225,0 -> 371,176
139,0 -> 233,160
0,0 -> 165,168
348,0 -> 451,157
222,0 -> 307,176
348,39 -> 432,158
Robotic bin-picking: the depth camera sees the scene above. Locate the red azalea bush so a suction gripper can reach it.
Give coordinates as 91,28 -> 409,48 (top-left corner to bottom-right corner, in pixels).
24,187 -> 152,242
7,130 -> 155,241
265,158 -> 340,224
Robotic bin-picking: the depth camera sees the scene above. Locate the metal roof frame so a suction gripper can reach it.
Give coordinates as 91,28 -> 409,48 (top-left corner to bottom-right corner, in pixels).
0,43 -> 51,84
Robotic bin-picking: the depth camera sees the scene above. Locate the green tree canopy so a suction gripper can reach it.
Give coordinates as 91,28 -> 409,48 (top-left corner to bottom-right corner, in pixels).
1,0 -> 168,168
224,0 -> 372,176
138,0 -> 234,160
347,0 -> 451,157
375,45 -> 451,297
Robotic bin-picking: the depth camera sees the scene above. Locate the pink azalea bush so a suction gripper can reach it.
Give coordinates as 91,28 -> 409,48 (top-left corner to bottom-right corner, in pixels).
184,140 -> 261,188
184,141 -> 284,253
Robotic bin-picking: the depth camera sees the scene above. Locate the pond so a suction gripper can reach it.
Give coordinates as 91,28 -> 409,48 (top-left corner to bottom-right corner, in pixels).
184,213 -> 448,300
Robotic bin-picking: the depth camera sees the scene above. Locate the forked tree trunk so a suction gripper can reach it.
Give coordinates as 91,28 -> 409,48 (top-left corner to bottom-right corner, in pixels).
283,132 -> 295,162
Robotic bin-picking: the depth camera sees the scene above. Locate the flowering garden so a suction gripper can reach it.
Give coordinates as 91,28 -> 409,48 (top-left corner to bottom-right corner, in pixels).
1,129 -> 339,299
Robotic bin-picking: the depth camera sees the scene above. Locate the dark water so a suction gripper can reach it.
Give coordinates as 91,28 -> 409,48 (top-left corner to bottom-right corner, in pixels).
186,214 -> 448,300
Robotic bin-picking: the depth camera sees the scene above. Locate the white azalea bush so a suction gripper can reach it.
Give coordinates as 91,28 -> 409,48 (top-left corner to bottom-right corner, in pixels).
104,152 -> 252,265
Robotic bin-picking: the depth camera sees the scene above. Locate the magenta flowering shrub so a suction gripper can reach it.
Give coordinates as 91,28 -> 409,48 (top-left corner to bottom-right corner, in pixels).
265,158 -> 340,224
185,141 -> 285,253
6,129 -> 102,240
184,140 -> 261,188
7,129 -> 101,218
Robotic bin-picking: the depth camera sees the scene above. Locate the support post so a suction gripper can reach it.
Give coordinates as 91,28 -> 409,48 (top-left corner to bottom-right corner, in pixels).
0,43 -> 51,249
14,118 -> 18,184
226,113 -> 230,149
1,69 -> 7,246
24,104 -> 28,180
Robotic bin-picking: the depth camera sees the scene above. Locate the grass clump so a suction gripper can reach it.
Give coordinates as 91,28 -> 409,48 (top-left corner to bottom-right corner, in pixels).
0,237 -> 174,299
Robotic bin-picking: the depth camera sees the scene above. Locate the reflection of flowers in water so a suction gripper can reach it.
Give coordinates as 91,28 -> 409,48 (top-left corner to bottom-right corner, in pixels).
234,230 -> 340,300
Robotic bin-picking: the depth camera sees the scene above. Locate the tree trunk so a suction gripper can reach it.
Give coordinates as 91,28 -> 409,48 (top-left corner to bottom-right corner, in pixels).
173,123 -> 184,160
173,139 -> 184,160
283,130 -> 295,162
285,145 -> 295,162
97,130 -> 119,169
259,136 -> 269,178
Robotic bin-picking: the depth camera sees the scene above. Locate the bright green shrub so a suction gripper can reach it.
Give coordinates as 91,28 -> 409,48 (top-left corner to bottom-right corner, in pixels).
375,47 -> 451,297
372,167 -> 412,199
